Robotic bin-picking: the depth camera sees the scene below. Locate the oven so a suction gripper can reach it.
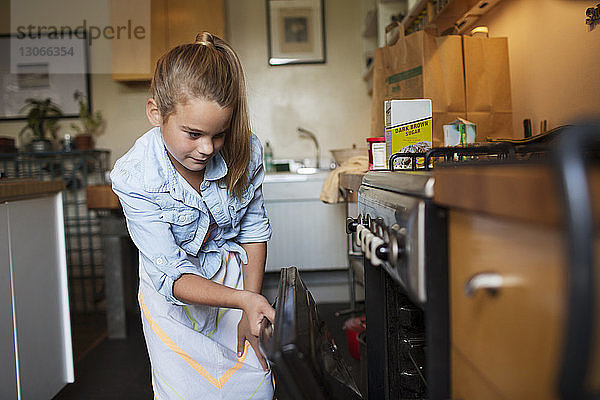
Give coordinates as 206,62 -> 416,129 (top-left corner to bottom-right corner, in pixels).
350,170 -> 449,400
347,124 -> 600,400
347,141 -> 548,399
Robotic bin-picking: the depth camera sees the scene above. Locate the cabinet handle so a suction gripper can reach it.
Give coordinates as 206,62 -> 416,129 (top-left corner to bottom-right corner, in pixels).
464,273 -> 504,297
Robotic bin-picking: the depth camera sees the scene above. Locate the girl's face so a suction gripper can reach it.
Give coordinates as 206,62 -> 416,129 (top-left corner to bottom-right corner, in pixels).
147,97 -> 232,175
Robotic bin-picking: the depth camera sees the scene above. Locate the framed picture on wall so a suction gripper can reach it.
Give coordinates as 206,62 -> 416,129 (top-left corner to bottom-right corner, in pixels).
0,33 -> 90,120
266,0 -> 326,66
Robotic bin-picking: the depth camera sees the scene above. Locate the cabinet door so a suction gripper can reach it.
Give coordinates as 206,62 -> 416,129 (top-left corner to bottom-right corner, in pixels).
111,0 -> 225,81
110,0 -> 156,81
0,203 -> 18,399
450,210 -> 564,400
166,0 -> 225,47
9,194 -> 73,400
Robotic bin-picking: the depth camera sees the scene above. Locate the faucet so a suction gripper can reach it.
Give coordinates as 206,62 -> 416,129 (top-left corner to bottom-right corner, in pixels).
297,127 -> 320,169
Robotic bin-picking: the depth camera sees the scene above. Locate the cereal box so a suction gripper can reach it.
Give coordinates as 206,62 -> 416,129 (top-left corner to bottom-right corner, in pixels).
385,99 -> 432,169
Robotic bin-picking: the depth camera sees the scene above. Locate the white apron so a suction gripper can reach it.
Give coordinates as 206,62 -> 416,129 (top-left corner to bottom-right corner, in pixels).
138,248 -> 274,399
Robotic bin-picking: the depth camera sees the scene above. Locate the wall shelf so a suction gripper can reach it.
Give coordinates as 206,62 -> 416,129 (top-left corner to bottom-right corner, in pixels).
402,0 -> 502,35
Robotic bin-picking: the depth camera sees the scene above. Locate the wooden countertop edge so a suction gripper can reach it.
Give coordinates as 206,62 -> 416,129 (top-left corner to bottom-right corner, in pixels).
433,165 -> 600,227
339,172 -> 365,192
0,179 -> 66,202
86,184 -> 121,210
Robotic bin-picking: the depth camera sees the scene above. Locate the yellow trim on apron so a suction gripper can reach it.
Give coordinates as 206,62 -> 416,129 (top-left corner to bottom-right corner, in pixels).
139,292 -> 249,389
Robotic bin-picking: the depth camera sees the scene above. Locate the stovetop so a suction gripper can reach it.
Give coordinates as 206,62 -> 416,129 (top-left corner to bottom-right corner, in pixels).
362,170 -> 434,199
363,131 -> 563,197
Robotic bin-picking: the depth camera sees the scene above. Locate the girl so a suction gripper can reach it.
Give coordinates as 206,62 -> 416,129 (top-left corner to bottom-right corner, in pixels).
110,32 -> 275,399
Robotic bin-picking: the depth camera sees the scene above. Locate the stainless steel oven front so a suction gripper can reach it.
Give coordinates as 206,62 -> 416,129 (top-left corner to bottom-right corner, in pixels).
350,170 -> 449,400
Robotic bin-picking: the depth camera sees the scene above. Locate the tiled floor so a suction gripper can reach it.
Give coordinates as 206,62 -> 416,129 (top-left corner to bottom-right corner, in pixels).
53,303 -> 362,399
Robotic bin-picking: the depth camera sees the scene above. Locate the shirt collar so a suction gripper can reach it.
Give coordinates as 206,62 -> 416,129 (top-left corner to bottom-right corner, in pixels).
204,151 -> 228,181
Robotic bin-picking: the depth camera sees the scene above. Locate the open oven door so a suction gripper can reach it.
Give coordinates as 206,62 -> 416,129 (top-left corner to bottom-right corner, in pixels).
259,267 -> 363,400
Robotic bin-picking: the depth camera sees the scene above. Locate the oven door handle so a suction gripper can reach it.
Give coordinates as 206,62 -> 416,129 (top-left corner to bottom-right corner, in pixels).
554,123 -> 599,400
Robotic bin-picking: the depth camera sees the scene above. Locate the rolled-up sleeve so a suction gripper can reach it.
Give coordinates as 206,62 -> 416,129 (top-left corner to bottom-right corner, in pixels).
236,136 -> 272,243
110,165 -> 202,305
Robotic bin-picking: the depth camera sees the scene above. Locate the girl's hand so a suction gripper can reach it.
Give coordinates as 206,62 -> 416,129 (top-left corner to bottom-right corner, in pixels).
237,291 -> 275,371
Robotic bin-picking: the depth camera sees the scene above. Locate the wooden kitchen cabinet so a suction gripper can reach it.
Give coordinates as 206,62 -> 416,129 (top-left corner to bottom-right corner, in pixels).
111,0 -> 225,81
435,165 -> 600,400
449,210 -> 566,400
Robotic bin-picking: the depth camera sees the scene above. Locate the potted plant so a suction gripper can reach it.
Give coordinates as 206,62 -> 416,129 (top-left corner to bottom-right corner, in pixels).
18,97 -> 63,152
71,90 -> 105,151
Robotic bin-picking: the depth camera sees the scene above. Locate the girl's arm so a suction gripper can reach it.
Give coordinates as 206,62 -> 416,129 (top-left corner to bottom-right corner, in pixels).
240,242 -> 267,293
173,273 -> 274,332
236,242 -> 271,370
173,273 -> 247,308
173,242 -> 268,306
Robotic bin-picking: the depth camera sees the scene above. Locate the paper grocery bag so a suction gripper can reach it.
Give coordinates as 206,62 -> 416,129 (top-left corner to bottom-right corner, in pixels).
463,36 -> 514,139
370,24 -> 466,146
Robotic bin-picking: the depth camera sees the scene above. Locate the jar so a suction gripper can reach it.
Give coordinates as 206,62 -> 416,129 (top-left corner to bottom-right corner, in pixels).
367,137 -> 386,170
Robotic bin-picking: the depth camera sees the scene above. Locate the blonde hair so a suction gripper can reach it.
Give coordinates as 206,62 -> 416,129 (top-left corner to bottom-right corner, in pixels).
151,32 -> 251,199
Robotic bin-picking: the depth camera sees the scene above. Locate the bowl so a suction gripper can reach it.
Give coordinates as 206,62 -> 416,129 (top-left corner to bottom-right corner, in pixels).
330,147 -> 368,166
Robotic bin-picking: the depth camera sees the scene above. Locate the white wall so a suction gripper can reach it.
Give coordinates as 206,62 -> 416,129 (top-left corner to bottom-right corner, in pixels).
227,0 -> 371,163
478,0 -> 600,136
0,0 -> 372,166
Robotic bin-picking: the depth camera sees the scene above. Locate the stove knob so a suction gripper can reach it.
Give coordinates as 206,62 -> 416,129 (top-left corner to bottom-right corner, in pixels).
375,242 -> 389,261
374,217 -> 386,236
362,230 -> 375,255
369,236 -> 385,266
355,225 -> 365,248
388,226 -> 407,268
346,217 -> 359,234
364,214 -> 372,231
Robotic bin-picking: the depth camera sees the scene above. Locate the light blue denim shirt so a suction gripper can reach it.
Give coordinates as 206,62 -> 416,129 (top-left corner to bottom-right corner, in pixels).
110,127 -> 271,305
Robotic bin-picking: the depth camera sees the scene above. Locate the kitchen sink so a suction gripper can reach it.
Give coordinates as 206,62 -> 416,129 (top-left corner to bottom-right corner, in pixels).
264,170 -> 330,183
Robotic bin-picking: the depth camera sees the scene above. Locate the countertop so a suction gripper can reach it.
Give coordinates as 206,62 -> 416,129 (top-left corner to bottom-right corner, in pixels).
0,179 -> 65,202
433,164 -> 600,227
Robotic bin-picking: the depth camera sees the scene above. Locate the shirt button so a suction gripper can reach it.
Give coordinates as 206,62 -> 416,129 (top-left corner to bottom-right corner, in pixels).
156,257 -> 164,265
215,206 -> 221,213
178,215 -> 185,222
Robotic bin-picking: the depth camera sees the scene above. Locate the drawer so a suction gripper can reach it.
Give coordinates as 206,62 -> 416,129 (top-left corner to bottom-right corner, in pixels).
450,210 -> 565,400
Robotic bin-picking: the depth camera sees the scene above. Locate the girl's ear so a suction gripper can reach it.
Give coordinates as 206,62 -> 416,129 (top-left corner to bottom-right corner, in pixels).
146,98 -> 162,126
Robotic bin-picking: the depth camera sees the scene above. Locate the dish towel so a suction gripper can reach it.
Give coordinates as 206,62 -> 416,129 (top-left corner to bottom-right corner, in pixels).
320,155 -> 369,204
